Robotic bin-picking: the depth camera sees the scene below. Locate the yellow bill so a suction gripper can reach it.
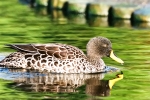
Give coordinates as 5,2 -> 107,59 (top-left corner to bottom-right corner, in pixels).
109,71 -> 124,89
110,50 -> 124,64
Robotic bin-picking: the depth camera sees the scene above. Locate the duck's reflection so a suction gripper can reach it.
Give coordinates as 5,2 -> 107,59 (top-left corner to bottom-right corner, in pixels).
7,69 -> 123,97
12,71 -> 104,93
86,78 -> 110,96
86,71 -> 123,97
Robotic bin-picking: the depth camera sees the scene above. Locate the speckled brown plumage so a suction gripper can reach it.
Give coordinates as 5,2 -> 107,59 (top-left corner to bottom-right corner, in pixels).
0,36 -> 124,73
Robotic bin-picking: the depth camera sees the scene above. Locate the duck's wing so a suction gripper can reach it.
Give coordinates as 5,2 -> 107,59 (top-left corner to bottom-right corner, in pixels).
6,44 -> 37,53
6,44 -> 85,59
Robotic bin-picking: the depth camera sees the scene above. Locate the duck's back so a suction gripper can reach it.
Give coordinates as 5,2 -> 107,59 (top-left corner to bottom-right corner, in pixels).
0,43 -> 89,73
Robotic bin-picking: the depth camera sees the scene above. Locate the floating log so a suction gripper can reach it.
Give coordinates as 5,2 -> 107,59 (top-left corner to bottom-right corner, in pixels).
109,4 -> 138,19
131,5 -> 150,22
85,3 -> 110,16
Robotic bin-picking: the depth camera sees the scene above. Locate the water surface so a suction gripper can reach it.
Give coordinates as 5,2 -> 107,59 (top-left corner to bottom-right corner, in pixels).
0,0 -> 150,100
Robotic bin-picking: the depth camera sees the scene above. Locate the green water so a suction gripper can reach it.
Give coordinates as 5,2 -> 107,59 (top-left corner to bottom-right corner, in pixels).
0,0 -> 150,100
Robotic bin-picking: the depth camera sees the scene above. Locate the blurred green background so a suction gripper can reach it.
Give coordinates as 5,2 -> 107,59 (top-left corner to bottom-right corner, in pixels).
0,0 -> 150,100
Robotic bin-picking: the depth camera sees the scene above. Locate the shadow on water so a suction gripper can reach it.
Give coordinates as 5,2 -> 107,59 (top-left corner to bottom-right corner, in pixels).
0,66 -> 123,99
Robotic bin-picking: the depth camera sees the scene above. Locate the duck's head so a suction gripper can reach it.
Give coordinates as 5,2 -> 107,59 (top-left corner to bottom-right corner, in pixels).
86,36 -> 124,64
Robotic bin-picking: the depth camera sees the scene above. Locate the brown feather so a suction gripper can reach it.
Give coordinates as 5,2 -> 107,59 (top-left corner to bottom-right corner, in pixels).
35,46 -> 46,50
6,43 -> 85,60
46,46 -> 60,51
6,44 -> 37,53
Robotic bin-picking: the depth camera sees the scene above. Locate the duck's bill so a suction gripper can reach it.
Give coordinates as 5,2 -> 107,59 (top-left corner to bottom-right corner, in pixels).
110,50 -> 124,64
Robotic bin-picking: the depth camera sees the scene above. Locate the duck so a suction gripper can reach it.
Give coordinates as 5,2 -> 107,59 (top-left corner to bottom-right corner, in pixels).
0,36 -> 124,73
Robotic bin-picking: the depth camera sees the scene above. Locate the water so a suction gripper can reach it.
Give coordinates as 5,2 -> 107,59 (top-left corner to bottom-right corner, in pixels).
0,64 -> 122,99
0,0 -> 150,100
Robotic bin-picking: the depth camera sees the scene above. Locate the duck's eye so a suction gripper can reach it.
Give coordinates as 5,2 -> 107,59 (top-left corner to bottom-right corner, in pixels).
102,44 -> 107,47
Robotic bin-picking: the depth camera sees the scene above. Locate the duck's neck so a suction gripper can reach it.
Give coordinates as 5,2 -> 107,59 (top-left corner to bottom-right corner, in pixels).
87,55 -> 101,63
87,55 -> 105,68
109,76 -> 123,89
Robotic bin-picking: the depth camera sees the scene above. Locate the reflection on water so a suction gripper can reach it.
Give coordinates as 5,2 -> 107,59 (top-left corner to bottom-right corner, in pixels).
1,0 -> 150,99
67,13 -> 86,25
33,4 -> 150,28
131,21 -> 150,29
51,10 -> 68,24
0,67 -> 45,80
0,65 -> 123,98
108,18 -> 131,28
18,0 -> 150,28
86,78 -> 110,96
86,16 -> 108,27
